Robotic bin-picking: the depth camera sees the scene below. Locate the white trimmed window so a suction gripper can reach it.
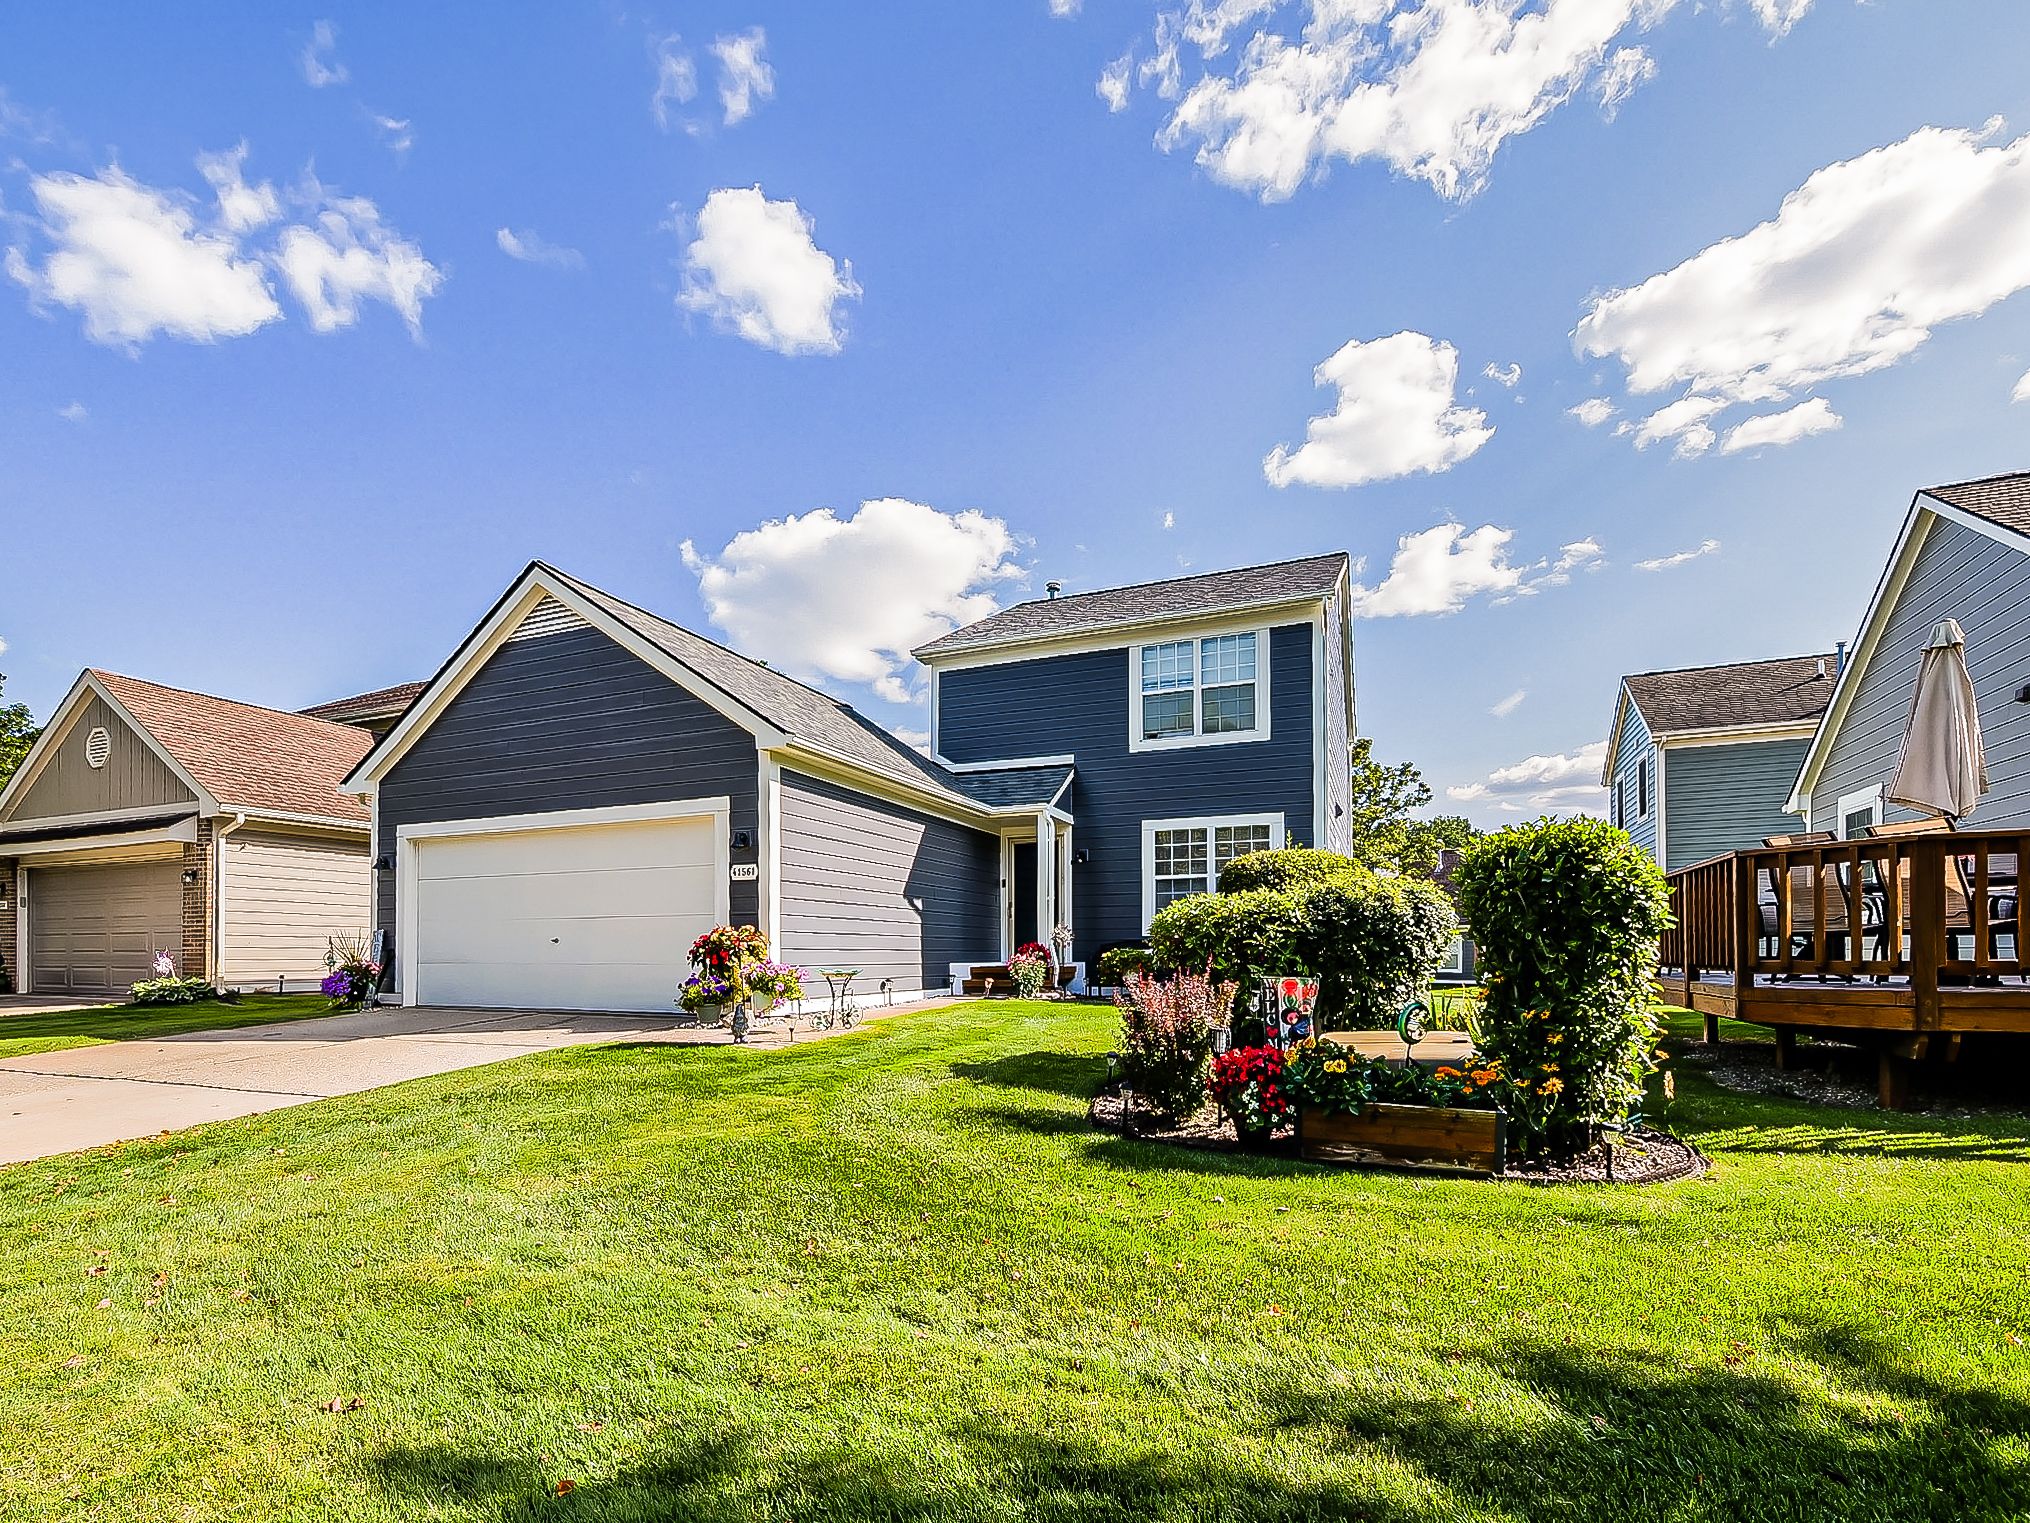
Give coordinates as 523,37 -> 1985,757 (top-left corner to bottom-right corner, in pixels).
1130,630 -> 1269,751
1142,813 -> 1284,926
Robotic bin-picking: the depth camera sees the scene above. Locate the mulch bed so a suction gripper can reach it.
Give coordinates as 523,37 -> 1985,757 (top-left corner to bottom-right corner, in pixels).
1678,1035 -> 2030,1119
1088,1088 -> 1707,1185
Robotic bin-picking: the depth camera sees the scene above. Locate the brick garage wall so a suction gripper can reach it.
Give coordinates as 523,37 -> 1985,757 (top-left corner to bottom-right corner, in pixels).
0,859 -> 15,993
182,820 -> 213,982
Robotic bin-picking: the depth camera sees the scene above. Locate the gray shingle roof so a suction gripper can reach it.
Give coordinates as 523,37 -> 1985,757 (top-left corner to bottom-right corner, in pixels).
913,552 -> 1349,659
1925,472 -> 2030,538
1623,653 -> 1838,736
945,764 -> 1072,809
539,565 -> 1006,815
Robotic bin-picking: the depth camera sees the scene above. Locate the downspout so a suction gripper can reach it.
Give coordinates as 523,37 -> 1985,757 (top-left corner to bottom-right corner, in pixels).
211,812 -> 247,988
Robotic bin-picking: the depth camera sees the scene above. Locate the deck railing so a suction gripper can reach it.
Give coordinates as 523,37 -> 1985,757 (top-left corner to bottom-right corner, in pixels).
1663,828 -> 2029,1003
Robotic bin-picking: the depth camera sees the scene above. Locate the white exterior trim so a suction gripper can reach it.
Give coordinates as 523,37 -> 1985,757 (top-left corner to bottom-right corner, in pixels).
0,671 -> 221,824
1836,784 -> 1882,839
1126,625 -> 1273,755
1139,811 -> 1286,932
0,800 -> 198,833
937,753 -> 1076,773
758,749 -> 782,948
394,796 -> 732,1009
916,596 -> 1331,672
2,818 -> 199,858
1658,721 -> 1821,749
1311,611 -> 1328,849
1653,746 -> 1668,874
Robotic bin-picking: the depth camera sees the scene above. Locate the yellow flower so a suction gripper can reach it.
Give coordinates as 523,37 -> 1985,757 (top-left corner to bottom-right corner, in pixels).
1300,1036 -> 1318,1049
1541,1062 -> 1560,1074
1539,1077 -> 1564,1096
1546,1032 -> 1564,1045
1324,1060 -> 1347,1074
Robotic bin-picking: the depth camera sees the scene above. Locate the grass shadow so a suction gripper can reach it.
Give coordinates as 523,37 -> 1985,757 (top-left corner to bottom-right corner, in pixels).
950,1050 -> 1109,1100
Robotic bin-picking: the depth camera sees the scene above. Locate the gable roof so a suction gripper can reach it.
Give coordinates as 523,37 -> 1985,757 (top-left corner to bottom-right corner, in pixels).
344,563 -> 1059,823
1625,653 -> 1837,734
1786,473 -> 2030,810
944,763 -> 1073,809
300,681 -> 428,726
912,552 -> 1350,660
0,670 -> 374,829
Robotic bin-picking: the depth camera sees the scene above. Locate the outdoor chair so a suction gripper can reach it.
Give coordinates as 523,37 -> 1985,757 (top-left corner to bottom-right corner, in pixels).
1762,831 -> 1837,848
1950,849 -> 2022,975
1755,861 -> 1821,973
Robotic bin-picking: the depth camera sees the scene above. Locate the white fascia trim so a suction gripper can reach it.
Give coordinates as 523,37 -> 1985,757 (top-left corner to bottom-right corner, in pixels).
774,745 -> 1006,832
1653,747 -> 1668,874
3,818 -> 200,857
1140,811 -> 1285,933
346,568 -> 791,790
1657,722 -> 1822,750
228,809 -> 373,838
936,753 -> 1077,773
1600,684 -> 1635,788
1311,611 -> 1328,850
1046,773 -> 1073,810
0,671 -> 219,823
395,796 -> 732,1009
0,800 -> 196,833
1126,625 -> 1274,756
921,600 -> 1323,673
1787,499 -> 1941,811
758,746 -> 782,948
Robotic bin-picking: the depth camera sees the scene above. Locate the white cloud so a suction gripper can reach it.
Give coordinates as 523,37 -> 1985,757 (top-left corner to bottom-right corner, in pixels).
57,401 -> 86,422
1631,393 -> 1726,457
496,226 -> 584,269
1447,740 -> 1609,813
1567,397 -> 1616,427
370,114 -> 413,159
1720,396 -> 1842,453
1578,121 -> 2030,453
712,29 -> 776,126
651,35 -> 698,130
2015,369 -> 2030,403
301,20 -> 348,89
5,167 -> 282,346
895,727 -> 934,754
1489,688 -> 1525,718
1051,0 -> 1084,14
1099,52 -> 1134,111
1162,510 -> 1176,529
1482,360 -> 1522,388
1748,0 -> 1815,39
1264,331 -> 1492,488
1636,537 -> 1720,571
1352,523 -> 1521,617
1532,537 -> 1604,588
196,144 -> 280,234
273,185 -> 442,337
676,186 -> 861,356
682,499 -> 1025,703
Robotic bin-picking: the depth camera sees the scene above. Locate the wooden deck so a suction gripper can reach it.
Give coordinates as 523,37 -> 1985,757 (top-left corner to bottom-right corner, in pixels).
1661,828 -> 2030,1106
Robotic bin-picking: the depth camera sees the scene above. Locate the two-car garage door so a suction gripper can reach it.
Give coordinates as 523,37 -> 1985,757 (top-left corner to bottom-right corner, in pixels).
407,813 -> 723,1012
28,861 -> 182,996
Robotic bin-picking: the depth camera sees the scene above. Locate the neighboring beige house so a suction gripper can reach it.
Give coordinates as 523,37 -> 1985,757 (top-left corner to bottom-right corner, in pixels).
0,671 -> 374,998
299,680 -> 428,738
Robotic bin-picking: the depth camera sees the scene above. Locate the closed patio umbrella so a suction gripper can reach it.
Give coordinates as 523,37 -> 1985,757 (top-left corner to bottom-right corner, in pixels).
1886,618 -> 1989,825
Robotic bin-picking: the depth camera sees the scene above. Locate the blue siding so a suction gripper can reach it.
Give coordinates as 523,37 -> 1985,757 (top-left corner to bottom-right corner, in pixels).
375,625 -> 760,987
1663,738 -> 1809,867
1610,694 -> 1658,858
937,622 -> 1316,959
1809,516 -> 2030,831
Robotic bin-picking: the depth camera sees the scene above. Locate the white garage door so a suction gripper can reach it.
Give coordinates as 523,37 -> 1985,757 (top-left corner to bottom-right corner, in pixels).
409,814 -> 723,1012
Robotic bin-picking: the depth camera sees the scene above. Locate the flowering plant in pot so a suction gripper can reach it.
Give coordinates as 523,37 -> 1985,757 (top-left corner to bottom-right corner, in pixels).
1009,942 -> 1053,999
1207,1043 -> 1289,1145
320,932 -> 380,1011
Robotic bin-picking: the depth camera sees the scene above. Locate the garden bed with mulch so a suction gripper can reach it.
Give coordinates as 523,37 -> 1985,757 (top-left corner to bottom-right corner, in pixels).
1089,1086 -> 1707,1185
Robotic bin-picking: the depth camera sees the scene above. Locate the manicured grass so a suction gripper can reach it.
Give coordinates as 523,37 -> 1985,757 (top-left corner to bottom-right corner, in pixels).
3,999 -> 2027,1521
0,991 -> 338,1062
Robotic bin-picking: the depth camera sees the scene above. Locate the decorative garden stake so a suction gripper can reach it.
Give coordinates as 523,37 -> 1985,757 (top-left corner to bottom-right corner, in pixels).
1258,975 -> 1319,1047
1397,1000 -> 1429,1064
730,1000 -> 751,1043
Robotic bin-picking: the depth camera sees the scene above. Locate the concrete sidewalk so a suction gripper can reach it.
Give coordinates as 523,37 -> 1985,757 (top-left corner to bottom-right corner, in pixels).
0,999 -> 947,1166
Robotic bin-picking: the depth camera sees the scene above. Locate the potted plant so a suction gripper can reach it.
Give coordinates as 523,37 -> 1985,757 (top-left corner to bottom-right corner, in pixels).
1009,942 -> 1053,999
678,925 -> 804,1041
1207,1043 -> 1289,1147
1283,1039 -> 1507,1174
320,932 -> 381,1011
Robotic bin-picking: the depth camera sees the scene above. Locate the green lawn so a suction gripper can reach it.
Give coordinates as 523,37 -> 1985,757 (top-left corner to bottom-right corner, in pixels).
0,991 -> 335,1062
3,1000 -> 2027,1522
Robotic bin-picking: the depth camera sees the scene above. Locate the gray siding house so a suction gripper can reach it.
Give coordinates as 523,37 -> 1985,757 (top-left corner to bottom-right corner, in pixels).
342,554 -> 1355,1013
1791,473 -> 2030,834
1601,653 -> 1836,871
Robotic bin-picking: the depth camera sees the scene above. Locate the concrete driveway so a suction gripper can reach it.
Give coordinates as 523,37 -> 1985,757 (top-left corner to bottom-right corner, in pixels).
0,1003 -> 834,1166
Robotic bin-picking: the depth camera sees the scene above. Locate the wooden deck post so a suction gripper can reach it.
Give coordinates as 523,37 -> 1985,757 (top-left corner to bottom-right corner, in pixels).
1910,843 -> 1945,1035
1772,1026 -> 1797,1071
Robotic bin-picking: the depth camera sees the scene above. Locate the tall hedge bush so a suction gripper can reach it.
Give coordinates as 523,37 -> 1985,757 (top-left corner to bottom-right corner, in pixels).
1216,847 -> 1361,895
1450,817 -> 1671,1161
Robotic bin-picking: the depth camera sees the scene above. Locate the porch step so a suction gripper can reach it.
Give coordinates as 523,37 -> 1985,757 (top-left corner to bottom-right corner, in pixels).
961,963 -> 1075,996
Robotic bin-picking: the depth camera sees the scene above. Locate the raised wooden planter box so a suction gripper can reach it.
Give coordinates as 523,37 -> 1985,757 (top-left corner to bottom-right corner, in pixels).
1297,1103 -> 1506,1176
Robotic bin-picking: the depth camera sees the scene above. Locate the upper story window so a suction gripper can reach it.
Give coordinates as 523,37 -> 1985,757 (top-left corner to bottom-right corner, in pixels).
1613,777 -> 1628,829
1131,629 -> 1269,752
1638,756 -> 1651,819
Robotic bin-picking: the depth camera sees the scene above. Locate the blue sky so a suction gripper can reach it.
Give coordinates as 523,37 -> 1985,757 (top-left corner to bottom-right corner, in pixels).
4,1 -> 2029,823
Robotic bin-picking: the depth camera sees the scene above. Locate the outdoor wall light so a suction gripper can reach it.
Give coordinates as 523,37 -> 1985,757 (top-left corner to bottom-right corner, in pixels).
729,828 -> 755,850
181,868 -> 201,887
371,853 -> 395,873
1072,849 -> 1090,866
2015,683 -> 2030,704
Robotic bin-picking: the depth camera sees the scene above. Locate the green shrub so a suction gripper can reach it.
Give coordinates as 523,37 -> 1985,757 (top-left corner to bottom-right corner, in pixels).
1094,946 -> 1154,987
1299,876 -> 1456,1030
1451,817 -> 1672,1161
1113,969 -> 1233,1123
1216,847 -> 1361,895
129,976 -> 218,1007
1148,887 -> 1310,1011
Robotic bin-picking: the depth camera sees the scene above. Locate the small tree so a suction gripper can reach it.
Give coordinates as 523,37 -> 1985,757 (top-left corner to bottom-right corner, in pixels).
0,673 -> 39,791
1451,818 -> 1671,1161
1344,739 -> 1480,877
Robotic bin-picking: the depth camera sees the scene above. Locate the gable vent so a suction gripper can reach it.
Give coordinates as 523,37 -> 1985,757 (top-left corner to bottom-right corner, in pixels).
85,726 -> 111,769
508,596 -> 592,642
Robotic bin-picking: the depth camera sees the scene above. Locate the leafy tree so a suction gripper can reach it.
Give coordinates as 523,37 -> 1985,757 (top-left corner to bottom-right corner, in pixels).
1345,738 -> 1479,877
0,674 -> 37,791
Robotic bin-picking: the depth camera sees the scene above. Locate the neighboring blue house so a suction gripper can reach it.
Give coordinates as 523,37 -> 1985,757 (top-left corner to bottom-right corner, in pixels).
341,554 -> 1355,1012
1601,652 -> 1836,871
1790,472 -> 2030,834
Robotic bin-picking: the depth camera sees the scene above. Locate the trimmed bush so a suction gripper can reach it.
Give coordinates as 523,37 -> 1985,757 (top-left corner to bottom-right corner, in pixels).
130,976 -> 218,1007
1094,945 -> 1154,988
1148,887 -> 1310,993
1300,876 -> 1457,1030
1450,817 -> 1672,1161
1216,847 -> 1362,895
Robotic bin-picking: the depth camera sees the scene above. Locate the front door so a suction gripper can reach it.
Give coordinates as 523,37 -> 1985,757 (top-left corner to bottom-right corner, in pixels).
1009,841 -> 1038,956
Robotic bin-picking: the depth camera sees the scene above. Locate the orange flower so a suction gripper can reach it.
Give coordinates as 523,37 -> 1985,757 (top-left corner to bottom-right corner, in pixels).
1538,1077 -> 1564,1096
1434,1066 -> 1462,1079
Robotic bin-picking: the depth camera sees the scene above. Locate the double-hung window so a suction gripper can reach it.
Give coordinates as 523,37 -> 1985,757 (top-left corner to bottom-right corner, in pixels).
1133,630 -> 1267,749
1144,814 -> 1284,924
1638,756 -> 1651,819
